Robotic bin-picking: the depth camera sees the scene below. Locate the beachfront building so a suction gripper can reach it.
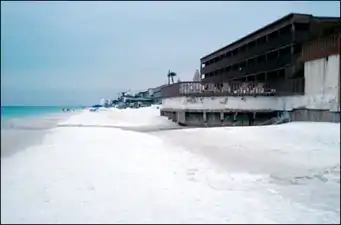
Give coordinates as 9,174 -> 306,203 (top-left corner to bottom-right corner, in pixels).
151,84 -> 167,104
135,90 -> 152,99
160,13 -> 340,126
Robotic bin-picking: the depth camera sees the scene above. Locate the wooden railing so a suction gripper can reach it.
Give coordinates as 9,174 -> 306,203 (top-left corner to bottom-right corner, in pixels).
161,78 -> 304,98
202,55 -> 292,82
202,34 -> 292,74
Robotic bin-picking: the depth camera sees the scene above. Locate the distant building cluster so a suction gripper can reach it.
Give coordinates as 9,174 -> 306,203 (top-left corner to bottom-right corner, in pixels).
97,84 -> 168,109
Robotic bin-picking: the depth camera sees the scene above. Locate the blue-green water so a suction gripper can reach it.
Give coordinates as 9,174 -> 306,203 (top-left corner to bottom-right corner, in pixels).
1,106 -> 79,119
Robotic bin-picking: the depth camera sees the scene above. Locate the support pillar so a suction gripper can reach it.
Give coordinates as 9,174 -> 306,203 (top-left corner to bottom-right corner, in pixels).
233,112 -> 238,126
220,112 -> 224,121
220,112 -> 224,126
203,112 -> 207,126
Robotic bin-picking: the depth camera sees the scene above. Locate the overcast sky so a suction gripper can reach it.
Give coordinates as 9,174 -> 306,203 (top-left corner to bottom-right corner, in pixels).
1,1 -> 340,106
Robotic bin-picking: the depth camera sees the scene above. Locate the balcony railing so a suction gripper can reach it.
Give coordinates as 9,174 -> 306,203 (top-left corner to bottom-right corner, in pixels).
161,78 -> 304,98
202,34 -> 292,74
202,54 -> 293,82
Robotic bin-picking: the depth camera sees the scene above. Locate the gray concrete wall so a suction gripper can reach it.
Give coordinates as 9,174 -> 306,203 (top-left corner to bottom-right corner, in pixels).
206,112 -> 221,126
161,108 -> 340,127
304,54 -> 340,111
290,109 -> 340,123
161,109 -> 278,127
176,111 -> 186,125
185,112 -> 204,126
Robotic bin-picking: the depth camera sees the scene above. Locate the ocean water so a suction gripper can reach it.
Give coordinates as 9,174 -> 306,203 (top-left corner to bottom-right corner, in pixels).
1,106 -> 76,119
1,106 -> 81,157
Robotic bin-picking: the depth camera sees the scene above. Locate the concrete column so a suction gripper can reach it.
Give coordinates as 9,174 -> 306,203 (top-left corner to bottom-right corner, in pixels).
220,112 -> 224,121
172,112 -> 177,122
233,112 -> 237,121
233,112 -> 238,126
203,112 -> 207,122
220,112 -> 224,126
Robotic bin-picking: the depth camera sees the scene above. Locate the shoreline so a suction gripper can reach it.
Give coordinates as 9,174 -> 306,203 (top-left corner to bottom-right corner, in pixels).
1,111 -> 81,158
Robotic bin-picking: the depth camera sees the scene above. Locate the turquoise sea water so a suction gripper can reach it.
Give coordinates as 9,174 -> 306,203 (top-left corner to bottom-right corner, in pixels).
1,106 -> 78,119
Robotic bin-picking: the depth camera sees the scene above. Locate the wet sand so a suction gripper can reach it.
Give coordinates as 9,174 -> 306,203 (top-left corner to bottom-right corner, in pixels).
1,112 -> 79,158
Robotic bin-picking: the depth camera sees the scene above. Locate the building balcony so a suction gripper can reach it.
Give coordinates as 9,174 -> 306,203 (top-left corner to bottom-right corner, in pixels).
201,34 -> 293,75
161,78 -> 304,99
203,54 -> 293,82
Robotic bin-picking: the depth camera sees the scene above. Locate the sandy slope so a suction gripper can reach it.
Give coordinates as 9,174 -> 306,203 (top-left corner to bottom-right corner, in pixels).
1,107 -> 340,224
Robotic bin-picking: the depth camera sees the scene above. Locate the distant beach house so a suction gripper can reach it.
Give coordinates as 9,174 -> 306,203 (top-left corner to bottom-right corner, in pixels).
151,84 -> 167,104
160,13 -> 340,126
135,90 -> 153,99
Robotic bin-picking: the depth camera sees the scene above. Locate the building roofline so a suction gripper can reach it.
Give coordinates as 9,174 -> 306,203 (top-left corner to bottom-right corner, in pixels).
200,13 -> 315,61
313,16 -> 340,21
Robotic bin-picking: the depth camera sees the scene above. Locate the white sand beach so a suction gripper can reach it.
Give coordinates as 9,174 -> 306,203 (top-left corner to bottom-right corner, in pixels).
1,106 -> 340,224
1,112 -> 77,158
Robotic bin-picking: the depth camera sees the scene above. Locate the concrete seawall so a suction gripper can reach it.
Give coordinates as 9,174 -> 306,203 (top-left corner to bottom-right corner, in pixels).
161,108 -> 340,127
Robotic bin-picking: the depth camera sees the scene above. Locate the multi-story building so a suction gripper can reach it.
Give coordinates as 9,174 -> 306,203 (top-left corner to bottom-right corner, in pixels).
160,13 -> 340,126
200,13 -> 339,85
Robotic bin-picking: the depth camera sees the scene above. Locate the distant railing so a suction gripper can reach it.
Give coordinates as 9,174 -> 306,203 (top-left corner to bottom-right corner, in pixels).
161,78 -> 304,98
